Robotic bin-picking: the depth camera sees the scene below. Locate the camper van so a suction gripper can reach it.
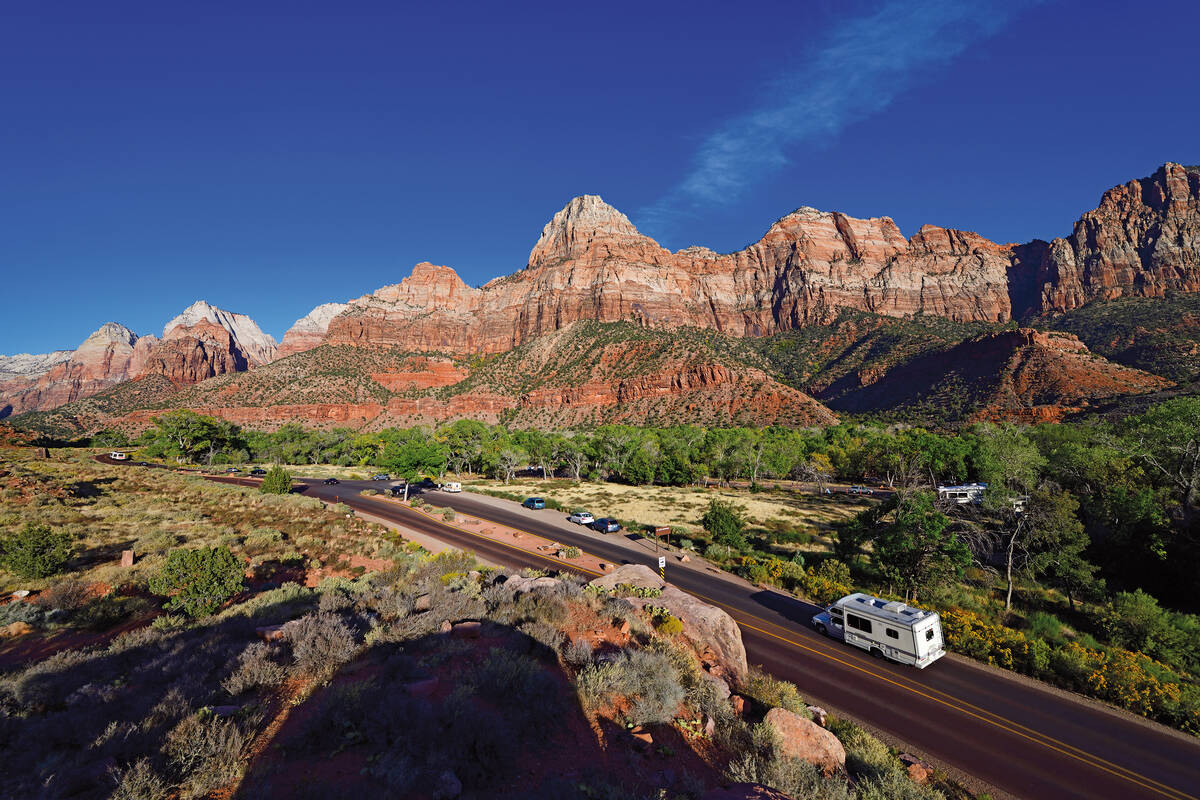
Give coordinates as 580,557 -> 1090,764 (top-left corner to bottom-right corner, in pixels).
109,452 -> 128,461
812,592 -> 945,668
441,482 -> 462,493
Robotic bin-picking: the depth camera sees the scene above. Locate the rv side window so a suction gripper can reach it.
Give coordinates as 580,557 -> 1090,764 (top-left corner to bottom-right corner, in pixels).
925,629 -> 935,641
845,614 -> 872,634
830,608 -> 843,618
885,628 -> 898,639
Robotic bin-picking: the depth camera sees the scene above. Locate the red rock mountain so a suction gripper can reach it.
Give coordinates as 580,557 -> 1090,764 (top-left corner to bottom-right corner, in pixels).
6,163 -> 1199,426
323,196 -> 1014,355
1010,163 -> 1200,316
0,324 -> 158,418
1,303 -> 276,418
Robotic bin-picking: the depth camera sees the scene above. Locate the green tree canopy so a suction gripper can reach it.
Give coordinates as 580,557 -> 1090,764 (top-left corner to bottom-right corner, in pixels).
872,491 -> 969,602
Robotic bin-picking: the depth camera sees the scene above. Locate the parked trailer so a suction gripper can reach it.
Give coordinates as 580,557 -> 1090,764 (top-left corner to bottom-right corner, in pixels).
812,592 -> 945,668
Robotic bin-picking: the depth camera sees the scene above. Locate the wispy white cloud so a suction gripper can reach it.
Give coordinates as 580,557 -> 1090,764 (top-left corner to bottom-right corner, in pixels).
640,0 -> 1040,233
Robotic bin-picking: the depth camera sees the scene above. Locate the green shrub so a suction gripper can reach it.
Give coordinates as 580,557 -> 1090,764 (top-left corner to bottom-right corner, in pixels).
442,507 -> 456,521
702,499 -> 747,550
149,547 -> 245,617
652,610 -> 683,636
0,522 -> 73,578
744,670 -> 810,717
258,465 -> 293,494
562,546 -> 581,559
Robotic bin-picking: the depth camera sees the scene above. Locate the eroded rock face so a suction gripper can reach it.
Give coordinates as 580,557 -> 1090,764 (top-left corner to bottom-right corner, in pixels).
590,564 -> 749,686
1013,163 -> 1200,315
137,321 -> 250,385
763,707 -> 846,775
0,324 -> 158,417
162,300 -> 277,365
277,302 -> 351,358
322,196 -> 1015,355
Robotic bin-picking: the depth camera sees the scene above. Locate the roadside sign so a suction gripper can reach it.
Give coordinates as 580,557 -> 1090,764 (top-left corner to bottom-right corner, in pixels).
658,556 -> 666,569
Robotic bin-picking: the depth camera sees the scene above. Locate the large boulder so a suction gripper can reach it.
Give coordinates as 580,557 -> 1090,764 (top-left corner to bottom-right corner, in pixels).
590,564 -> 748,686
763,707 -> 846,775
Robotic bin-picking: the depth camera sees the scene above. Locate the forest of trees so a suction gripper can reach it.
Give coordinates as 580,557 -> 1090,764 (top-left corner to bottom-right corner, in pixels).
108,400 -> 1200,614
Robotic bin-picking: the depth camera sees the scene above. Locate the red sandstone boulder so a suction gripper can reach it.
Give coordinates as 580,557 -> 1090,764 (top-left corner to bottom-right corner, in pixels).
763,707 -> 846,775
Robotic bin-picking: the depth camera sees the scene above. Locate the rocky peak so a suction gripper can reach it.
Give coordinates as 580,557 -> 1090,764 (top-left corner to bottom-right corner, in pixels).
83,322 -> 139,349
276,302 -> 351,358
287,302 -> 350,335
356,263 -> 481,311
527,195 -> 657,268
162,300 -> 277,365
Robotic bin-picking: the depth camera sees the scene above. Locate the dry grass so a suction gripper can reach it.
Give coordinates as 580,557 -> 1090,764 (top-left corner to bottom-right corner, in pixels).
0,449 -> 394,595
464,477 -> 869,539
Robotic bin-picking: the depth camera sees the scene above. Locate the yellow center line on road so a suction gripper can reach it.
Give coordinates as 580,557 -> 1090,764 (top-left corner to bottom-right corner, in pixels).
346,490 -> 1196,800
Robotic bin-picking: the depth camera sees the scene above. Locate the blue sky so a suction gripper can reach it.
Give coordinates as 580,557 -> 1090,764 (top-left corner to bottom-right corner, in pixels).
2,0 -> 1198,354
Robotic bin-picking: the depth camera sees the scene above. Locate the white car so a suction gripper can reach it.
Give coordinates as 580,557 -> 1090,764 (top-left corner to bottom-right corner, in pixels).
567,510 -> 595,525
442,482 -> 463,493
109,452 -> 128,461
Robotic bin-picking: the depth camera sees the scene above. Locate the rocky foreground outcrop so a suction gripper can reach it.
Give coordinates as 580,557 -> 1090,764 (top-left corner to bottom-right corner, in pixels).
590,564 -> 748,686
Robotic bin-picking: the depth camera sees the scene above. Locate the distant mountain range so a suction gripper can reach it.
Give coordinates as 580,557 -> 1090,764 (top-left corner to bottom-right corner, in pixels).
5,163 -> 1199,434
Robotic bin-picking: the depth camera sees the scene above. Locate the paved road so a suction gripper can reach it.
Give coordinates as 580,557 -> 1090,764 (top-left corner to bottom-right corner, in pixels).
154,463 -> 1200,800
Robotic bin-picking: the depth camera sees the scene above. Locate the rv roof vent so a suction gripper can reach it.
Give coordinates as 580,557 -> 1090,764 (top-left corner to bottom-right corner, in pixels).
883,601 -> 907,613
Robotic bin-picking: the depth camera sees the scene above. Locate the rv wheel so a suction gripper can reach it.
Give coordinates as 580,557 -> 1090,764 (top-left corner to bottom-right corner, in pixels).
870,647 -> 884,660
815,623 -> 827,637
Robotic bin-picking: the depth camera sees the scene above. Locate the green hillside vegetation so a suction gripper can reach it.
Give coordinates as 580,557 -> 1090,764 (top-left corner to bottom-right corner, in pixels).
436,320 -> 774,399
754,310 -> 1003,402
1035,293 -> 1200,382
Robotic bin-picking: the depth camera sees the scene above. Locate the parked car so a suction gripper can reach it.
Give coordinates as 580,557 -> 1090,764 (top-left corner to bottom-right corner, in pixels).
225,467 -> 240,473
522,497 -> 546,509
442,481 -> 463,493
250,468 -> 267,476
323,477 -> 340,485
591,517 -> 621,533
371,473 -> 390,481
567,510 -> 595,525
109,452 -> 128,461
847,485 -> 873,495
136,461 -> 150,467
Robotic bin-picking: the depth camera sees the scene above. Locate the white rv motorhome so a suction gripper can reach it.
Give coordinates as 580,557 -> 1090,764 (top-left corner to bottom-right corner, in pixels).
812,592 -> 945,668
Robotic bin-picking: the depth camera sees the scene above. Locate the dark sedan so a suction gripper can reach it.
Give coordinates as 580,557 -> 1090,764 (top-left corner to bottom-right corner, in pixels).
591,517 -> 621,533
323,477 -> 340,485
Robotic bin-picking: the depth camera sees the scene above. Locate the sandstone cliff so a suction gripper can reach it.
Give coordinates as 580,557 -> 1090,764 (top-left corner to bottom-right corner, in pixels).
1,302 -> 277,417
321,196 -> 1014,356
162,300 -> 277,364
1011,163 -> 1200,316
0,323 -> 158,418
276,302 -> 350,358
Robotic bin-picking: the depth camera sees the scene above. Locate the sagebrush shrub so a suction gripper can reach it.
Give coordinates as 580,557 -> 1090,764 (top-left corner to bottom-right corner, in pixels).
223,642 -> 287,695
285,613 -> 357,677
